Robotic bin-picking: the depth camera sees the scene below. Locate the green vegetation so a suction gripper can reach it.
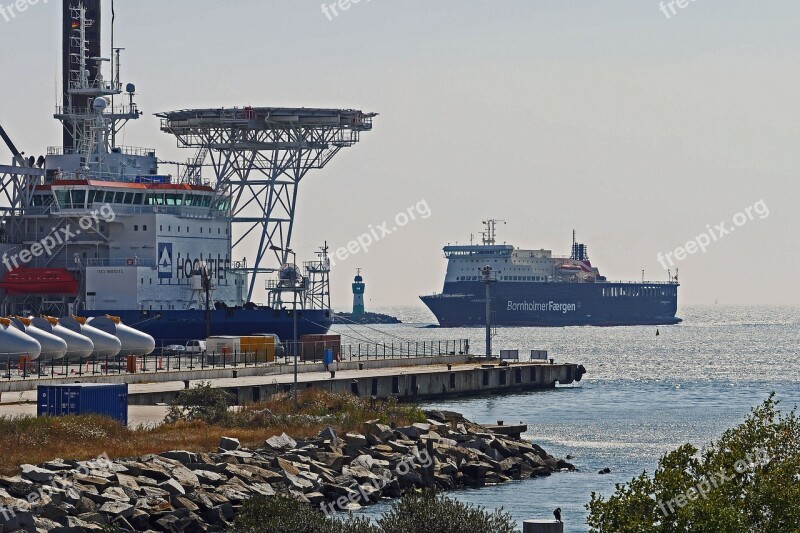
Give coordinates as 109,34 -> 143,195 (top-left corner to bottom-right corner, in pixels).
377,490 -> 517,533
165,381 -> 233,425
587,395 -> 800,532
233,491 -> 517,533
234,493 -> 377,533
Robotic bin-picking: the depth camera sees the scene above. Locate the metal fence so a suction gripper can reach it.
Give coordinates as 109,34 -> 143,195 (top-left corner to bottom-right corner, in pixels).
0,339 -> 470,381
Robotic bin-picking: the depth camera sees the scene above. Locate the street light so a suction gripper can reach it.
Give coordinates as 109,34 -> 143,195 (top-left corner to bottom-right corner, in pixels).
270,245 -> 300,409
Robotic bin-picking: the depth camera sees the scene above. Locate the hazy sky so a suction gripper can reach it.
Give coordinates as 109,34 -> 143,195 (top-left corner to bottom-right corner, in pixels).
2,1 -> 798,310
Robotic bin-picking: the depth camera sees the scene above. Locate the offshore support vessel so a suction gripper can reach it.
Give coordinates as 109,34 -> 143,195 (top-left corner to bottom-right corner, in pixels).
421,220 -> 681,327
0,1 -> 375,344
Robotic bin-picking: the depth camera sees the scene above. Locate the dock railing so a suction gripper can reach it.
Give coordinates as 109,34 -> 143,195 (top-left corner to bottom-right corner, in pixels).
0,339 -> 470,382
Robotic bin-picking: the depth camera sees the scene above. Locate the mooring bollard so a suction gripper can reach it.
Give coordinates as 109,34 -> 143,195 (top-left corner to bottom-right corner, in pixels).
330,370 -> 336,378
183,380 -> 190,389
523,520 -> 563,533
359,363 -> 364,370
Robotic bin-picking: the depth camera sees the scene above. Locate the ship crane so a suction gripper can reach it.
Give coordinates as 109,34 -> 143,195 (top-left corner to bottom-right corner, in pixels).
157,107 -> 377,307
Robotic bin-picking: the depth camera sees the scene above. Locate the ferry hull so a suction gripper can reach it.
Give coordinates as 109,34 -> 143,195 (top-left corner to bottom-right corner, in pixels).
421,281 -> 680,327
77,308 -> 333,345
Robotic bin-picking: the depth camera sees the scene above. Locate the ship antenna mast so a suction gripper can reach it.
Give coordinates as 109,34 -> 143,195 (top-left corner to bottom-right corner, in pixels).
481,219 -> 506,245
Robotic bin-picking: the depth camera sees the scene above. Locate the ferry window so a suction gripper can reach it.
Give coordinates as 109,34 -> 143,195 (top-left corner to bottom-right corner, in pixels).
200,228 -> 203,234
123,193 -> 134,204
159,225 -> 163,231
87,191 -> 96,204
218,228 -> 221,234
73,190 -> 86,207
134,225 -> 138,231
54,190 -> 68,207
178,226 -> 181,233
113,192 -> 124,204
143,225 -> 147,231
133,193 -> 143,205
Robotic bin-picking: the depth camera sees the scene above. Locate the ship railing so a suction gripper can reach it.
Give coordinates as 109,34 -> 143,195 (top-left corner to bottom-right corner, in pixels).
47,204 -> 226,219
0,339 -> 472,382
53,105 -> 140,118
84,258 -> 156,268
47,145 -> 155,157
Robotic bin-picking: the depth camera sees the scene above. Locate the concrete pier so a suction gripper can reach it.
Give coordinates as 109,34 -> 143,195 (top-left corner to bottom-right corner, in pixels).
124,360 -> 583,406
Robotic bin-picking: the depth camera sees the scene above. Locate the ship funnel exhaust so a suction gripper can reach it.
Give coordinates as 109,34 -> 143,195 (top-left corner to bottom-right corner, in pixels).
62,0 -> 102,151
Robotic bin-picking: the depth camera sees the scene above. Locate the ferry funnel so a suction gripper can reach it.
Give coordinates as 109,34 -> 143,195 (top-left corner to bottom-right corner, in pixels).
87,316 -> 156,356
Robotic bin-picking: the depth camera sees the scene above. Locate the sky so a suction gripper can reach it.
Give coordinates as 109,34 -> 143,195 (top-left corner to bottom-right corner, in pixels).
1,0 -> 798,310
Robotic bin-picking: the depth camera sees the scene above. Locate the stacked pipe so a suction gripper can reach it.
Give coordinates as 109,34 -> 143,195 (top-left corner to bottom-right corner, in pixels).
0,315 -> 154,363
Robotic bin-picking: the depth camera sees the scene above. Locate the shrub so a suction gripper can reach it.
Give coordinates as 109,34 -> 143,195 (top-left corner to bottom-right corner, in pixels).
587,395 -> 800,532
165,381 -> 233,425
234,493 -> 378,533
378,491 -> 517,533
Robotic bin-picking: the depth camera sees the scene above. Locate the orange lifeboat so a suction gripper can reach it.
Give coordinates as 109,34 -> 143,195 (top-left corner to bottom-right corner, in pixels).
0,267 -> 79,295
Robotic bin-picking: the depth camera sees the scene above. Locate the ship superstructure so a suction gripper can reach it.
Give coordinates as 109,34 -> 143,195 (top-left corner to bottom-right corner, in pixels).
421,220 -> 681,327
0,1 -> 375,343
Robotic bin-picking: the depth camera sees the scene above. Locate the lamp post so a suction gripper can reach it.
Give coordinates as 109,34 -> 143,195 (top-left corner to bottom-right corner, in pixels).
271,245 -> 300,409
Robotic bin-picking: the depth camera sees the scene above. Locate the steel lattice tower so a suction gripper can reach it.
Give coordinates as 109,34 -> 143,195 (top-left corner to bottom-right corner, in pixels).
157,107 -> 376,305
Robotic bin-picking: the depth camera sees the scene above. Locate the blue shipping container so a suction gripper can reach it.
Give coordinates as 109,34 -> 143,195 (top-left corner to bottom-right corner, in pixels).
37,383 -> 128,425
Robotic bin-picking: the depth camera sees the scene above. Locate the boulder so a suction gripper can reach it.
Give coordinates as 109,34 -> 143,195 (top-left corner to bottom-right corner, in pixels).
265,433 -> 297,450
218,437 -> 241,452
160,451 -> 198,464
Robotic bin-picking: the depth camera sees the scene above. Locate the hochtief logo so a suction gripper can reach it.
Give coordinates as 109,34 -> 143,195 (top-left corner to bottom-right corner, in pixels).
507,300 -> 577,314
158,243 -> 173,279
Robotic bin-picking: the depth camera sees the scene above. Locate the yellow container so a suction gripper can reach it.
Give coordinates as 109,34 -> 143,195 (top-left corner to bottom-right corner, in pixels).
241,336 -> 275,362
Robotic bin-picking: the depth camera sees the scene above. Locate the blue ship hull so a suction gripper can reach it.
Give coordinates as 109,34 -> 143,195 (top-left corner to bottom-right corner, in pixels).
78,308 -> 333,345
421,281 -> 680,327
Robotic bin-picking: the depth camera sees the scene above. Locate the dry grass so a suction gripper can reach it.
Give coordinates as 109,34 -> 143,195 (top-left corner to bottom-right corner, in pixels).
0,389 -> 426,477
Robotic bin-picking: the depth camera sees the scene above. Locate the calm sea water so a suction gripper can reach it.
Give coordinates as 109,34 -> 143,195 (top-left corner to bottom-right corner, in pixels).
332,305 -> 800,531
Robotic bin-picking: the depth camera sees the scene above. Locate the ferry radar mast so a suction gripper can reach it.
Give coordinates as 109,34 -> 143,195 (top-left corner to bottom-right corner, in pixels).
481,219 -> 506,245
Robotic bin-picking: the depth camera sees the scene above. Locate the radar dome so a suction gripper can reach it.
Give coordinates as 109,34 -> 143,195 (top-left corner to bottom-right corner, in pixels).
92,97 -> 108,112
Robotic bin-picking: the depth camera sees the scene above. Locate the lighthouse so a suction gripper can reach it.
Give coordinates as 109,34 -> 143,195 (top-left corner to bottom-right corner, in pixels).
352,269 -> 365,316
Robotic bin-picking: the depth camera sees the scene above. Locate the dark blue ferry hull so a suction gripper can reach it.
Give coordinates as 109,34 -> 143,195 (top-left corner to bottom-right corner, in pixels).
78,308 -> 333,344
421,281 -> 680,327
